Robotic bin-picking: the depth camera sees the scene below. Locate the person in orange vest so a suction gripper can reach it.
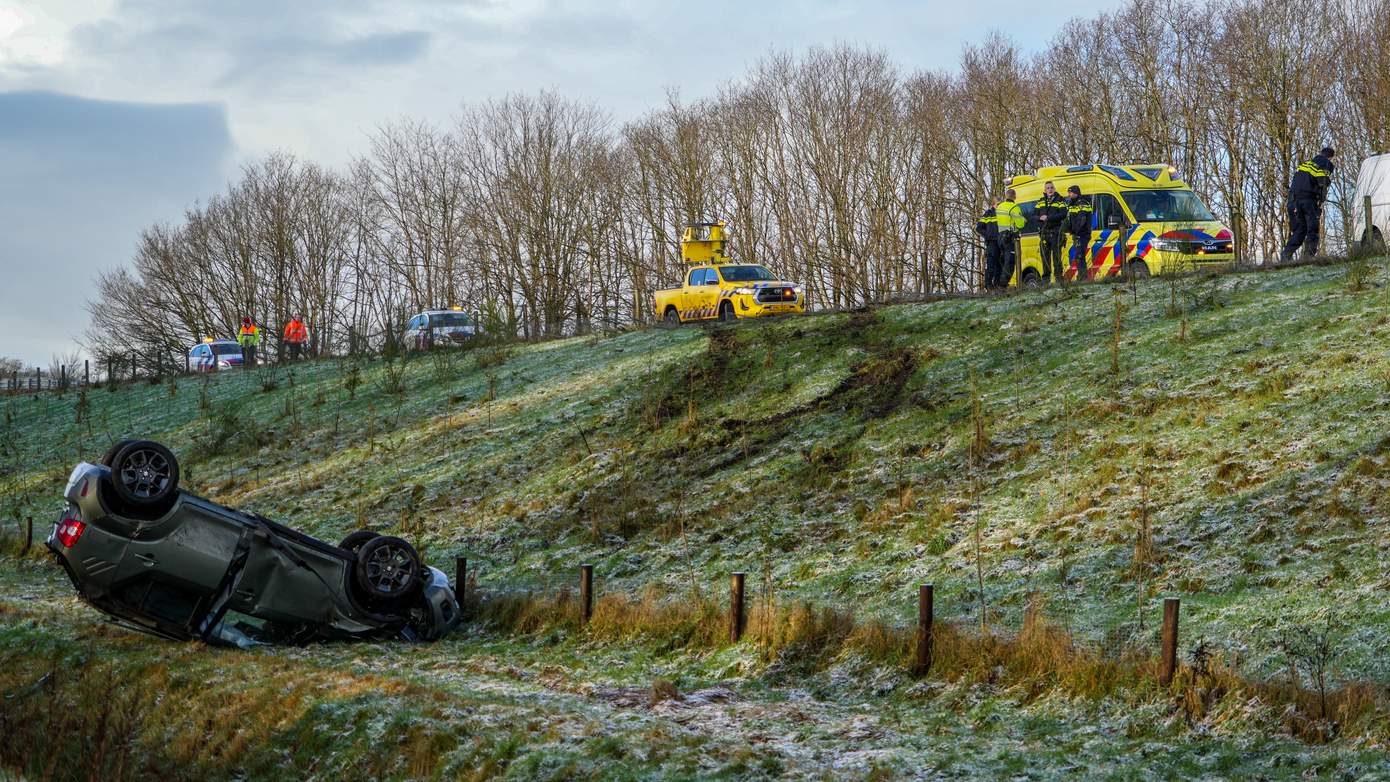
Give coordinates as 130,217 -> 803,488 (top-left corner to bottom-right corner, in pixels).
237,317 -> 261,369
283,314 -> 309,361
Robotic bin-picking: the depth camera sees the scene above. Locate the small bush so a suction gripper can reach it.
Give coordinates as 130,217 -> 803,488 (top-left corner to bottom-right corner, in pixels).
380,360 -> 407,395
342,363 -> 362,400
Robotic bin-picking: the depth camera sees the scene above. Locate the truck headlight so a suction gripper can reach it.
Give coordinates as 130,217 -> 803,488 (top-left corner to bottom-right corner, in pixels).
734,287 -> 755,295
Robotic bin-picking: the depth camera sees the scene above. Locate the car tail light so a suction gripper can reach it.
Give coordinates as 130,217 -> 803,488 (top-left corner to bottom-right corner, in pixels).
56,518 -> 86,548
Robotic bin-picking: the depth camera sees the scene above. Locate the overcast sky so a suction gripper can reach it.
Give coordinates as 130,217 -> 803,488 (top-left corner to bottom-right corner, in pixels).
0,0 -> 1117,366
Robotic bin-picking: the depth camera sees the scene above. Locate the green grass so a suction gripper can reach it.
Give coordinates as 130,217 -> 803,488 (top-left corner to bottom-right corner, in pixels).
4,261 -> 1390,778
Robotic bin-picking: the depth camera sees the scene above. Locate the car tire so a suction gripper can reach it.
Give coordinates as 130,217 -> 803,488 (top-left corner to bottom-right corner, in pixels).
354,535 -> 423,601
1021,269 -> 1044,289
109,440 -> 180,515
101,439 -> 139,467
339,529 -> 379,554
1129,260 -> 1151,279
718,302 -> 736,322
664,308 -> 681,327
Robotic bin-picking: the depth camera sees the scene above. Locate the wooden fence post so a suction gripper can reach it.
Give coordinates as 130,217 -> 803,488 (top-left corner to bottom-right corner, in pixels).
579,563 -> 594,624
84,359 -> 89,387
1160,597 -> 1180,685
21,516 -> 32,556
729,572 -> 746,642
455,557 -> 467,605
33,366 -> 39,391
1366,195 -> 1375,246
60,365 -> 66,391
915,584 -> 934,675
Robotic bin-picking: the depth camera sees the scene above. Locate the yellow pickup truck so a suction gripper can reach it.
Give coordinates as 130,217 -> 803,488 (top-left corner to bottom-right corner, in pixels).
653,222 -> 806,324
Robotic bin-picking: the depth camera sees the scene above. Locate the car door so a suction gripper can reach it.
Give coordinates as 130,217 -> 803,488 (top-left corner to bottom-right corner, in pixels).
695,268 -> 722,319
679,269 -> 703,319
1091,193 -> 1128,277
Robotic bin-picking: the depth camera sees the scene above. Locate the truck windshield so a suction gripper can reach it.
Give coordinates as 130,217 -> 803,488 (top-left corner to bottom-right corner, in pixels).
718,265 -> 776,282
1120,190 -> 1215,222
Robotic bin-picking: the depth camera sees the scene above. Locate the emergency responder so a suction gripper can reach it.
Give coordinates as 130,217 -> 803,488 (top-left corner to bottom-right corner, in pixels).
237,317 -> 261,368
1281,146 -> 1336,263
1065,185 -> 1094,281
283,314 -> 308,361
996,189 -> 1025,286
1035,181 -> 1068,284
975,200 -> 1002,290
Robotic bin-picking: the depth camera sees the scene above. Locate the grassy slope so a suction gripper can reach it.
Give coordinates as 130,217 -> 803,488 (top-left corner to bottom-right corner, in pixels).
4,260 -> 1390,778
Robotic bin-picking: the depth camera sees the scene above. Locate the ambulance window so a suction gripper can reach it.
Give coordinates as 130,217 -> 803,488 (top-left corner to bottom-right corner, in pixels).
1018,202 -> 1039,235
1093,194 -> 1126,230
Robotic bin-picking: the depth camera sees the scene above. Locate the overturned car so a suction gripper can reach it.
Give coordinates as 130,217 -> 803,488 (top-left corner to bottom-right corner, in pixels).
47,439 -> 459,646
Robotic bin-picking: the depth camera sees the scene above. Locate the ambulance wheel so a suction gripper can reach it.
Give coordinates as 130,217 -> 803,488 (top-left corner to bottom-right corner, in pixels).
1021,270 -> 1044,289
663,308 -> 681,327
1128,260 -> 1150,279
718,302 -> 737,322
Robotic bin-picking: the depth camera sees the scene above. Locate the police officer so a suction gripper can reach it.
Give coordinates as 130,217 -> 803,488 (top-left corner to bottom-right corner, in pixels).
996,189 -> 1026,287
975,200 -> 1002,290
1281,146 -> 1336,263
1035,181 -> 1068,284
1065,185 -> 1094,281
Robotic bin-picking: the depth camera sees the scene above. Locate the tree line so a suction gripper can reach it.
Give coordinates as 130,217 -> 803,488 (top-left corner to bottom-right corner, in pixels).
87,0 -> 1390,359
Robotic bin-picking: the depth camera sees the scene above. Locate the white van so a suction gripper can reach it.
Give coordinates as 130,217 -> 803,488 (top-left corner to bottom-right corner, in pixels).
1352,153 -> 1390,253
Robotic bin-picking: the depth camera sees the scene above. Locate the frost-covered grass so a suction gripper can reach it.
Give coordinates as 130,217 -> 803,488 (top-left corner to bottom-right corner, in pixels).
4,259 -> 1390,777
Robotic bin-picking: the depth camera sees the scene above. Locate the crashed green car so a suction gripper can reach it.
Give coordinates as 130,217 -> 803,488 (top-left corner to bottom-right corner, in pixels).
47,439 -> 459,646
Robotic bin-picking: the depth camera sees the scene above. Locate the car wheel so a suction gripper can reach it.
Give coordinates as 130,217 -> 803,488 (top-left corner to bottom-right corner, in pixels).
109,440 -> 180,513
355,535 -> 423,600
101,439 -> 139,467
1129,260 -> 1151,279
339,529 -> 379,553
664,308 -> 680,327
1021,269 -> 1044,289
718,302 -> 736,322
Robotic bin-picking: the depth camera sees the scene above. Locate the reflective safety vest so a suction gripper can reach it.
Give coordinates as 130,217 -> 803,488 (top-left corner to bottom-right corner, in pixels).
238,324 -> 261,347
284,319 -> 308,343
995,200 -> 1026,233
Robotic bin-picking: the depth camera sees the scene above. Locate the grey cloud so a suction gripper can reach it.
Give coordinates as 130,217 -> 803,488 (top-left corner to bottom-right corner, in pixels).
65,0 -> 433,93
0,91 -> 232,365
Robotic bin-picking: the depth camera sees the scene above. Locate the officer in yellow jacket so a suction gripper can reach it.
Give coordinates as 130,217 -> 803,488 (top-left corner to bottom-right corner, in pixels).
237,317 -> 261,369
995,189 -> 1026,286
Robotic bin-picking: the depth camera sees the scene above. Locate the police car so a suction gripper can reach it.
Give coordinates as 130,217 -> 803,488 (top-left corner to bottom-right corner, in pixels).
403,308 -> 478,349
188,339 -> 245,372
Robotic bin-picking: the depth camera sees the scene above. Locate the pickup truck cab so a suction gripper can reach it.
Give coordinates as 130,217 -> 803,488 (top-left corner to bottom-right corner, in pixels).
653,222 -> 805,324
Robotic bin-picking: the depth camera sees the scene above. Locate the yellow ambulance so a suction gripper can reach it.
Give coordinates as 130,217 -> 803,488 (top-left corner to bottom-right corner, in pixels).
1005,164 -> 1235,285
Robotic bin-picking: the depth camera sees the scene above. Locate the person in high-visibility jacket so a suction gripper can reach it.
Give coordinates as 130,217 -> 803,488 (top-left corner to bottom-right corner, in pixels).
995,189 -> 1026,286
283,315 -> 308,361
1281,146 -> 1336,263
1034,181 -> 1068,284
975,200 -> 1002,290
1065,185 -> 1094,280
237,317 -> 261,369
